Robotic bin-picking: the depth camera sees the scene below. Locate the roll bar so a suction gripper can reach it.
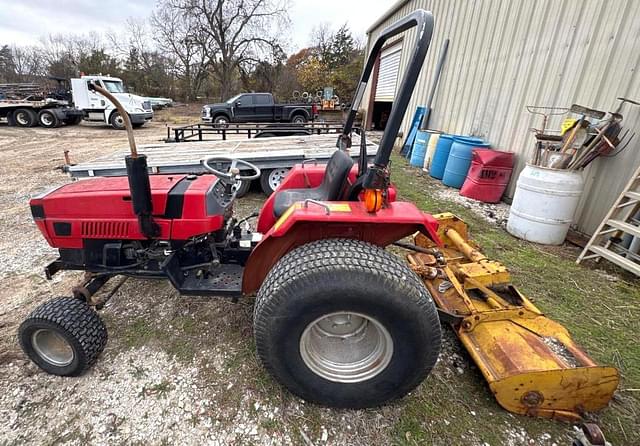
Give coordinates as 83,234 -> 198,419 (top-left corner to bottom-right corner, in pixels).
340,9 -> 434,181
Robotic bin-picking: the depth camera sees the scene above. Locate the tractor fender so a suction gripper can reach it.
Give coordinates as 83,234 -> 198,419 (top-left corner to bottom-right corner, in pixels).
242,201 -> 441,294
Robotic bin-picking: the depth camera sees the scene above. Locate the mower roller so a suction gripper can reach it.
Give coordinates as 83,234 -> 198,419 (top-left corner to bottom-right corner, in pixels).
407,213 -> 619,421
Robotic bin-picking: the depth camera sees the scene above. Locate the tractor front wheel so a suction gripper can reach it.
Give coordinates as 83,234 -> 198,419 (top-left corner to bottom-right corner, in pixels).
254,239 -> 441,408
18,297 -> 107,376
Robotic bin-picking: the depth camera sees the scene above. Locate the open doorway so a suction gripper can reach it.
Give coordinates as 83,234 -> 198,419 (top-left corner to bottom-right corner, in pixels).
370,102 -> 392,130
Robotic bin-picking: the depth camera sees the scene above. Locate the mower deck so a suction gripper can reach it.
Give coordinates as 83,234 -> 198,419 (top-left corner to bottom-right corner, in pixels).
407,213 -> 619,421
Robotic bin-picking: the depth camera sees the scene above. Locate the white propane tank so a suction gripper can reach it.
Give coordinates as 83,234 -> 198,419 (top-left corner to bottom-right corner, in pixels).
507,164 -> 585,245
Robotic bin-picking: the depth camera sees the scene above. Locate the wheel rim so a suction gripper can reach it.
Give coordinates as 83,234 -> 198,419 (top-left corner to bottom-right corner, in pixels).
114,114 -> 124,127
16,112 -> 28,125
41,113 -> 53,126
31,328 -> 74,367
299,312 -> 393,383
268,168 -> 289,191
216,117 -> 228,124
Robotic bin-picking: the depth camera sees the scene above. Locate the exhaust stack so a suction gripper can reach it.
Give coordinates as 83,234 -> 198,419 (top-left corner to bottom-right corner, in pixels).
89,82 -> 159,238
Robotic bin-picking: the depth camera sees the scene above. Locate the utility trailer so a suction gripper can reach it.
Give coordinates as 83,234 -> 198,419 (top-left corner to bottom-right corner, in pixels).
165,121 -> 352,143
65,133 -> 379,195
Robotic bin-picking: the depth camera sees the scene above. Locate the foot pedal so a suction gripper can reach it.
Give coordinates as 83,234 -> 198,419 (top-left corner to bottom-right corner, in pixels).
178,264 -> 243,297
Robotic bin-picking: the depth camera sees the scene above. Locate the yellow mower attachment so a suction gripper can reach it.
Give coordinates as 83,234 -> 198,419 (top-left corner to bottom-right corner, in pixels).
407,213 -> 619,421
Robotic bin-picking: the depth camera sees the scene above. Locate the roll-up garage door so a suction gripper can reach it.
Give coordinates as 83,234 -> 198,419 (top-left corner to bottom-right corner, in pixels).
374,43 -> 402,102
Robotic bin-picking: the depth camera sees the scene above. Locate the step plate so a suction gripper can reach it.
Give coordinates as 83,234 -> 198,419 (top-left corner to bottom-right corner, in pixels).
178,264 -> 243,297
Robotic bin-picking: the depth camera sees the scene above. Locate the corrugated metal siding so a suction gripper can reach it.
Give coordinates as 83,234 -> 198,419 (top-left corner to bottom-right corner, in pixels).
375,43 -> 403,101
363,0 -> 640,235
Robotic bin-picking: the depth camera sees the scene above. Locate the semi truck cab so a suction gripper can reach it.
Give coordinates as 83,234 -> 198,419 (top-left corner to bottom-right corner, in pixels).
71,75 -> 153,129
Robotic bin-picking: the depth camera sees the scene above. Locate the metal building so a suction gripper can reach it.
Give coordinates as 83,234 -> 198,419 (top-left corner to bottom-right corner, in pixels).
363,0 -> 640,235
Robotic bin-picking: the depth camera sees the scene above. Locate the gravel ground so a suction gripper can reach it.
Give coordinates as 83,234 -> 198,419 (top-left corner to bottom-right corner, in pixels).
0,119 -> 572,446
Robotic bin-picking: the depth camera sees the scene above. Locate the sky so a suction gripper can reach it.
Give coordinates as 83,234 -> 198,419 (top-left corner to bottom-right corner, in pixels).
0,0 -> 393,52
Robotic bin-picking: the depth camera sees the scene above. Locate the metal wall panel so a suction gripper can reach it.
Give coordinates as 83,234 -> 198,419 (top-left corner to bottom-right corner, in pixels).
363,0 -> 640,235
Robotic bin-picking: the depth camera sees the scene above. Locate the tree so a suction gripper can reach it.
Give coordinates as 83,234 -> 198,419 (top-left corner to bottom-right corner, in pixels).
325,24 -> 357,69
295,54 -> 328,94
0,45 -> 16,82
291,23 -> 363,102
108,19 -> 175,96
151,1 -> 209,101
176,0 -> 290,100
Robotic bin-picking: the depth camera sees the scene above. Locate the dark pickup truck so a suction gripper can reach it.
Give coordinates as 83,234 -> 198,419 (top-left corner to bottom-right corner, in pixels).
202,92 -> 317,125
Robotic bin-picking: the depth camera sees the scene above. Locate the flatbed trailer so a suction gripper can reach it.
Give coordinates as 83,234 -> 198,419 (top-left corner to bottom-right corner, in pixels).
65,133 -> 378,194
0,98 -> 84,128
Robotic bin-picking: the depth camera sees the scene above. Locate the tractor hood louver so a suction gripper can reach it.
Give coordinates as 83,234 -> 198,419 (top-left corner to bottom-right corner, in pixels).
81,221 -> 130,238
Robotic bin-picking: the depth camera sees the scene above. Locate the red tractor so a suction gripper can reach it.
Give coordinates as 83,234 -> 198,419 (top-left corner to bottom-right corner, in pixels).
19,10 -> 442,408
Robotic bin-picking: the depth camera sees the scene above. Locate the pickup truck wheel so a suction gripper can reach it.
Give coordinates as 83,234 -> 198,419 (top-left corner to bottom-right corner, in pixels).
109,112 -> 126,130
214,115 -> 229,127
18,297 -> 108,376
37,110 -> 60,128
260,168 -> 290,195
14,108 -> 37,127
291,114 -> 307,124
254,239 -> 441,408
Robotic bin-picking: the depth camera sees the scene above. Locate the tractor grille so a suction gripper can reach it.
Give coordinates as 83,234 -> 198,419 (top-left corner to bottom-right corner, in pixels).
81,221 -> 130,238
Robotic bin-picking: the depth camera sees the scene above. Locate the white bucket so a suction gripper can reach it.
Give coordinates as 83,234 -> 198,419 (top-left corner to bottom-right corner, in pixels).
507,164 -> 584,245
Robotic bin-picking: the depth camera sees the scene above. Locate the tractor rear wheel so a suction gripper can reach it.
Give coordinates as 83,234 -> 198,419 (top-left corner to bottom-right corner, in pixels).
254,238 -> 441,408
18,297 -> 107,376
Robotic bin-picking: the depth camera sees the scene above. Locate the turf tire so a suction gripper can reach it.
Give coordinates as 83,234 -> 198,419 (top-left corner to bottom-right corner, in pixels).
18,297 -> 107,376
253,238 -> 442,408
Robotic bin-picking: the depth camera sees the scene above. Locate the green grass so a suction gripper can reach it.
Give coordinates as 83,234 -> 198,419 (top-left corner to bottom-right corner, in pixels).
389,153 -> 640,445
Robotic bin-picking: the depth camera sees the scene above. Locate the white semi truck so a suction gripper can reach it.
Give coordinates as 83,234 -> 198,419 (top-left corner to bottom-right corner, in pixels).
0,75 -> 153,130
71,75 -> 153,129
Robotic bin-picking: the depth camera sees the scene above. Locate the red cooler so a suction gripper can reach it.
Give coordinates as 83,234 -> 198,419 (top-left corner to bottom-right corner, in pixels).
460,149 -> 514,203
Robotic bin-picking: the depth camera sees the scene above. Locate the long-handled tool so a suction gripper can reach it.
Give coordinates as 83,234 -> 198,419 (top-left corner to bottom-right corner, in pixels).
406,214 -> 619,421
568,97 -> 639,170
553,104 -> 605,168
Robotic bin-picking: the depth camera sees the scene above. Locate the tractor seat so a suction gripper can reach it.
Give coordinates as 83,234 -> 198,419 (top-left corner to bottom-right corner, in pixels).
273,150 -> 354,218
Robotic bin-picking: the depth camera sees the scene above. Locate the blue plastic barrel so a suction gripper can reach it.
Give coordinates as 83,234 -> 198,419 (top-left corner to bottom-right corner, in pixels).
410,130 -> 430,167
430,134 -> 456,179
442,137 -> 491,188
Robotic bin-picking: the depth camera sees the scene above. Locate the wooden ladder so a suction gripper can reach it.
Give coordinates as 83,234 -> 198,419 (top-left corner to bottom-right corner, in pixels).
577,163 -> 640,276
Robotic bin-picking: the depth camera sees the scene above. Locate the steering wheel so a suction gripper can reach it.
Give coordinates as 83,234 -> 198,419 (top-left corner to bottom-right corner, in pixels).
202,156 -> 261,182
